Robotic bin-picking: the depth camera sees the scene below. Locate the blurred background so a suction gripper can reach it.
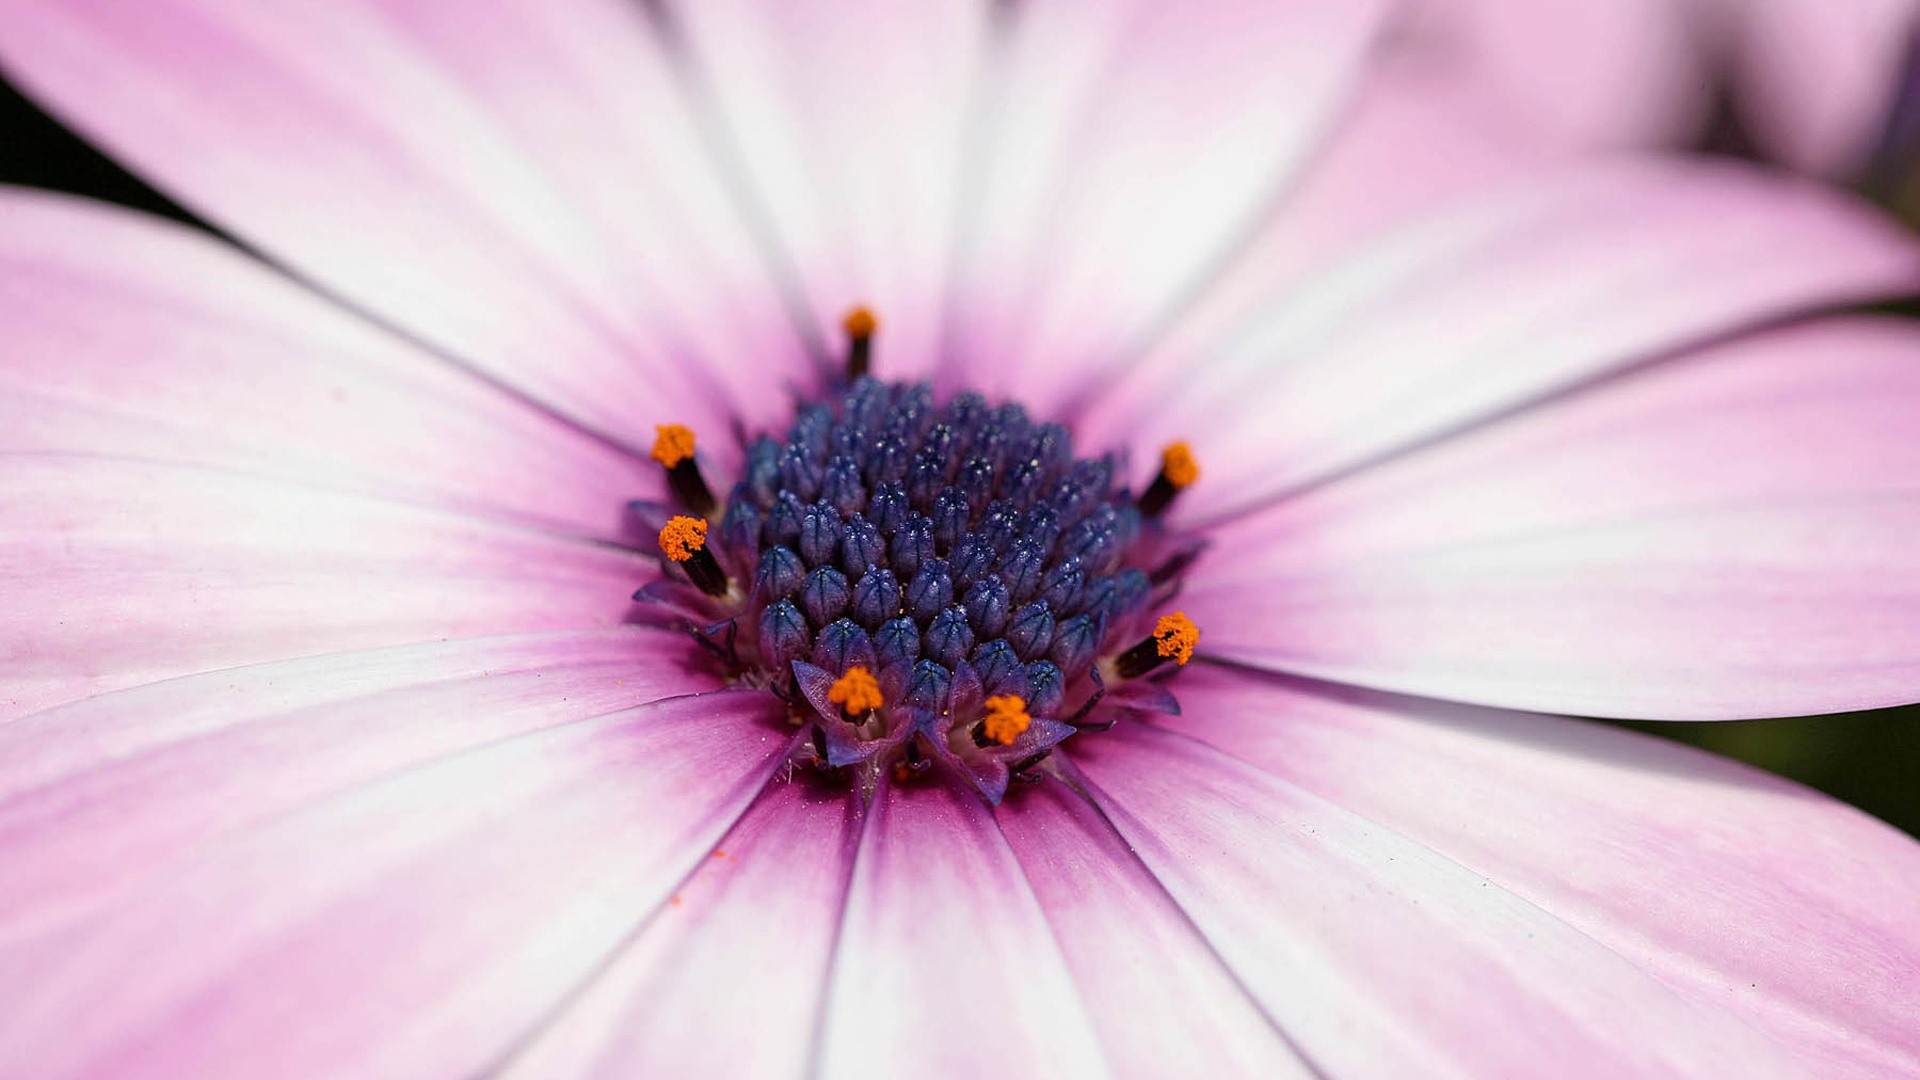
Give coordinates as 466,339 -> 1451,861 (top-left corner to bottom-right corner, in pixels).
3,1 -> 1916,835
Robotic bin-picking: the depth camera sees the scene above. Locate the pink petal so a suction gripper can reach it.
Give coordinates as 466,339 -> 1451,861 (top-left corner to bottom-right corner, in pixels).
1068,720 -> 1808,1079
995,776 -> 1319,1079
1140,66 -> 1536,379
0,0 -> 808,443
496,778 -> 858,1080
0,688 -> 792,1080
1153,663 -> 1920,1079
946,0 -> 1387,404
1739,0 -> 1920,176
0,189 -> 663,532
1085,159 -> 1920,523
0,628 -> 709,938
0,456 -> 650,721
1187,317 -> 1920,719
666,0 -> 988,382
1390,0 -> 1700,153
814,777 -> 1108,1078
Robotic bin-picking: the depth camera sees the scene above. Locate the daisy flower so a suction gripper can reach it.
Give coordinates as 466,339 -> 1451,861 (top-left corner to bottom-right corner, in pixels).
0,1 -> 1918,1078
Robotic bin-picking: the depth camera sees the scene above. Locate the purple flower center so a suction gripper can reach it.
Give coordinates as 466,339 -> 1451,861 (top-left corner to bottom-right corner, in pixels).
636,348 -> 1201,803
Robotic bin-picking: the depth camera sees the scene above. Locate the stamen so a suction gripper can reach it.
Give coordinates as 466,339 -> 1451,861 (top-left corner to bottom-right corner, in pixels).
1114,612 -> 1200,678
658,515 -> 729,596
843,306 -> 878,379
975,694 -> 1032,746
827,664 -> 885,719
651,424 -> 718,516
1138,441 -> 1199,518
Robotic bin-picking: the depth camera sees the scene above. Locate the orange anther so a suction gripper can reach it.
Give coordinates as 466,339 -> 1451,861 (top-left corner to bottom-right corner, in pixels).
657,516 -> 709,562
842,306 -> 878,339
981,695 -> 1033,745
828,665 -> 884,716
1153,613 -> 1199,665
651,424 -> 697,469
1160,442 -> 1199,489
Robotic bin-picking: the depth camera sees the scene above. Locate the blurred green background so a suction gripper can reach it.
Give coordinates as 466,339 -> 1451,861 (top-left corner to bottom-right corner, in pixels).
3,70 -> 1914,837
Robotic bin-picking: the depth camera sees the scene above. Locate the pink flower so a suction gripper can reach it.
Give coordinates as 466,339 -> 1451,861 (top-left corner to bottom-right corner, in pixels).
1397,0 -> 1919,176
1,1 -> 1918,1077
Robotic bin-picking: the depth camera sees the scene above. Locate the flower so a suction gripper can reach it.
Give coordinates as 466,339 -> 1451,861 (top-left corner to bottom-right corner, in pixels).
1,1 -> 1919,1077
1396,0 -> 1920,177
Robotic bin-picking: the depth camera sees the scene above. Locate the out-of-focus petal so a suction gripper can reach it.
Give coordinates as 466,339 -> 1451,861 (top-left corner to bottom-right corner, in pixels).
0,688 -> 792,1080
1068,719 -> 1808,1080
814,777 -> 1110,1079
0,189 -> 662,532
663,0 -> 988,383
497,777 -> 858,1080
0,455 -> 649,721
0,628 -> 711,936
1139,67 -> 1535,380
0,0 -> 809,444
1739,0 -> 1919,176
1086,160 -> 1919,523
1154,664 -> 1920,1080
996,776 -> 1319,1080
948,0 -> 1387,405
1187,317 -> 1920,719
1389,0 -> 1700,153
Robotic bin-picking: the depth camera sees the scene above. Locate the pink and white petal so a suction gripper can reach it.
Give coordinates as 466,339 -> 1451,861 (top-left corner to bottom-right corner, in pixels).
1153,664 -> 1920,1079
1085,159 -> 1920,522
496,778 -> 858,1080
996,775 -> 1319,1080
0,0 -> 806,444
0,189 -> 661,535
665,0 -> 987,383
1066,721 -> 1809,1080
1188,317 -> 1920,719
0,455 -> 651,721
0,627 -> 712,940
1738,0 -> 1920,176
947,0 -> 1388,405
0,688 -> 793,1080
814,776 -> 1111,1079
1388,0 -> 1700,153
1140,66 -> 1537,377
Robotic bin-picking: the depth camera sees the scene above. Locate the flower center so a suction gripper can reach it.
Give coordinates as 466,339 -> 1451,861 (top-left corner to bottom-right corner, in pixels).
631,312 -> 1203,803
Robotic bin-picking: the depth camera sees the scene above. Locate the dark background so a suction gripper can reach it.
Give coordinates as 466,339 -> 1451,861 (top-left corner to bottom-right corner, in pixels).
4,70 -> 1917,835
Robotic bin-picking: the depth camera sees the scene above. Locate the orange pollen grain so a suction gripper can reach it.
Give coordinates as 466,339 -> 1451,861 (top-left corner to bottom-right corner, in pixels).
1153,612 -> 1199,665
842,305 -> 878,339
657,516 -> 709,562
981,694 -> 1033,745
828,665 -> 884,715
1160,442 -> 1199,489
651,423 -> 697,468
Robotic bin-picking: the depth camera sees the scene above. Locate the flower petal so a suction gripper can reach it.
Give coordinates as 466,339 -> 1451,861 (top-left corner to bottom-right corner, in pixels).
496,777 -> 859,1080
1187,317 -> 1920,718
0,189 -> 663,532
0,455 -> 649,721
1137,67 -> 1535,383
1740,0 -> 1920,176
1082,159 -> 1920,522
0,628 -> 710,937
814,776 -> 1110,1079
664,0 -> 989,382
948,0 -> 1388,404
995,775 -> 1319,1079
1151,663 -> 1920,1080
1067,717 -> 1808,1079
0,688 -> 793,1080
0,0 -> 807,442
